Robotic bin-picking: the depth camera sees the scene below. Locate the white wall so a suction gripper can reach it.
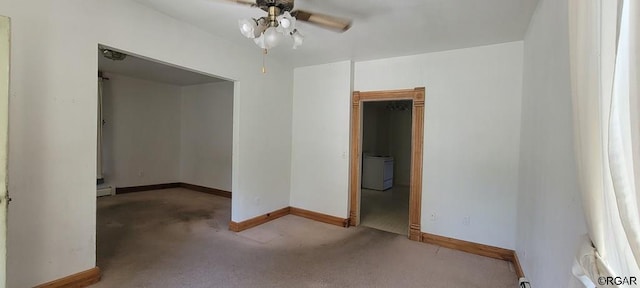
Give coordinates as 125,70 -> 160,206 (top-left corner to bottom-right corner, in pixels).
290,61 -> 352,217
180,81 -> 233,192
290,43 -> 522,249
102,74 -> 233,191
2,0 -> 293,286
102,73 -> 181,187
516,0 -> 588,286
355,42 -> 523,249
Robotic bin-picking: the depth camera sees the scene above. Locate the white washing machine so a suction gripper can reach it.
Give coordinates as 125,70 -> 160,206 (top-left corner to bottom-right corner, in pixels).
362,155 -> 394,190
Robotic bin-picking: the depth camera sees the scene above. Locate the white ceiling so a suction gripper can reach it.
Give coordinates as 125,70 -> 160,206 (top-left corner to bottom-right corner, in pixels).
134,0 -> 539,67
98,49 -> 227,86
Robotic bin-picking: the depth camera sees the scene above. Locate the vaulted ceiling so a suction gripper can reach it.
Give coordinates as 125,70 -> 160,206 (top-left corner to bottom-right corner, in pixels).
134,0 -> 539,67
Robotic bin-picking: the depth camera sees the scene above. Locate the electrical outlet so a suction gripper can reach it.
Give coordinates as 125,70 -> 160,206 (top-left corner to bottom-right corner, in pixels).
138,169 -> 144,177
430,212 -> 437,221
463,216 -> 470,226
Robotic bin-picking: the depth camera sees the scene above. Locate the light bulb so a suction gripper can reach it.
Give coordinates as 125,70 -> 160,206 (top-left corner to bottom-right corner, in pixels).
263,27 -> 282,48
242,23 -> 252,33
276,11 -> 296,34
238,19 -> 257,39
280,18 -> 291,29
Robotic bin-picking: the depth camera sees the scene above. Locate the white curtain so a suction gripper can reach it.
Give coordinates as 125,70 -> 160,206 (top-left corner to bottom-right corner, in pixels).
97,77 -> 104,181
569,0 -> 640,286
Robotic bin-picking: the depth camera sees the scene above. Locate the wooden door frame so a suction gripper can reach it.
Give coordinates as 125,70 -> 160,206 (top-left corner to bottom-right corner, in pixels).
349,87 -> 425,241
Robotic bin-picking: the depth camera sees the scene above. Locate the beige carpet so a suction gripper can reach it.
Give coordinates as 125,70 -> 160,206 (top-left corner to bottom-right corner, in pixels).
94,188 -> 518,288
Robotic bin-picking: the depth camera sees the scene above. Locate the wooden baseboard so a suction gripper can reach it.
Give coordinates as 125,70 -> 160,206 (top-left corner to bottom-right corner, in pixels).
511,251 -> 525,278
289,207 -> 349,227
180,183 -> 231,198
35,267 -> 101,288
421,233 -> 514,261
114,182 -> 232,198
228,206 -> 349,232
229,207 -> 291,232
115,183 -> 180,194
420,233 -> 525,278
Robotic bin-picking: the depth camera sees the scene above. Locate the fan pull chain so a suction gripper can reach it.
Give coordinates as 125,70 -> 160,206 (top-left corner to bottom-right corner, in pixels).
262,49 -> 268,74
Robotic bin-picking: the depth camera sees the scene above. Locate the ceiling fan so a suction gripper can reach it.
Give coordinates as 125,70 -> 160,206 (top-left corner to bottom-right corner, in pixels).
227,0 -> 352,50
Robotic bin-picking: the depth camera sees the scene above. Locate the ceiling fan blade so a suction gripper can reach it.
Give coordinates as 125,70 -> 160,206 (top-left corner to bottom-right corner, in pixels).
223,0 -> 257,7
291,10 -> 352,32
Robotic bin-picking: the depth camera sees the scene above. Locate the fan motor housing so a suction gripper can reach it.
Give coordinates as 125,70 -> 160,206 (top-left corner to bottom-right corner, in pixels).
257,0 -> 294,13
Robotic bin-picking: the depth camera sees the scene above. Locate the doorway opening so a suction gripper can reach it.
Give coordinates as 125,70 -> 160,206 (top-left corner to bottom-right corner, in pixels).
95,45 -> 235,275
349,88 -> 425,241
359,100 -> 412,235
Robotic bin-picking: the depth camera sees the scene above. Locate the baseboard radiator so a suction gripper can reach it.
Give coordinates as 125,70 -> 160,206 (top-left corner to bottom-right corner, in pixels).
97,186 -> 114,197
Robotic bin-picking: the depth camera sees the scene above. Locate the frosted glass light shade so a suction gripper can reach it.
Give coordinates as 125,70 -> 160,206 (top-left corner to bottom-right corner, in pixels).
292,30 -> 304,49
253,33 -> 268,49
263,27 -> 282,48
241,12 -> 302,50
238,19 -> 257,39
276,11 -> 296,34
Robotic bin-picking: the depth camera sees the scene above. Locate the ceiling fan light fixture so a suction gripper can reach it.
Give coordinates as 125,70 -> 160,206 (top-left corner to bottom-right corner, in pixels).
263,27 -> 282,48
253,33 -> 268,49
238,18 -> 258,39
276,11 -> 296,34
230,0 -> 352,51
227,0 -> 352,72
237,3 -> 306,51
291,29 -> 304,49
